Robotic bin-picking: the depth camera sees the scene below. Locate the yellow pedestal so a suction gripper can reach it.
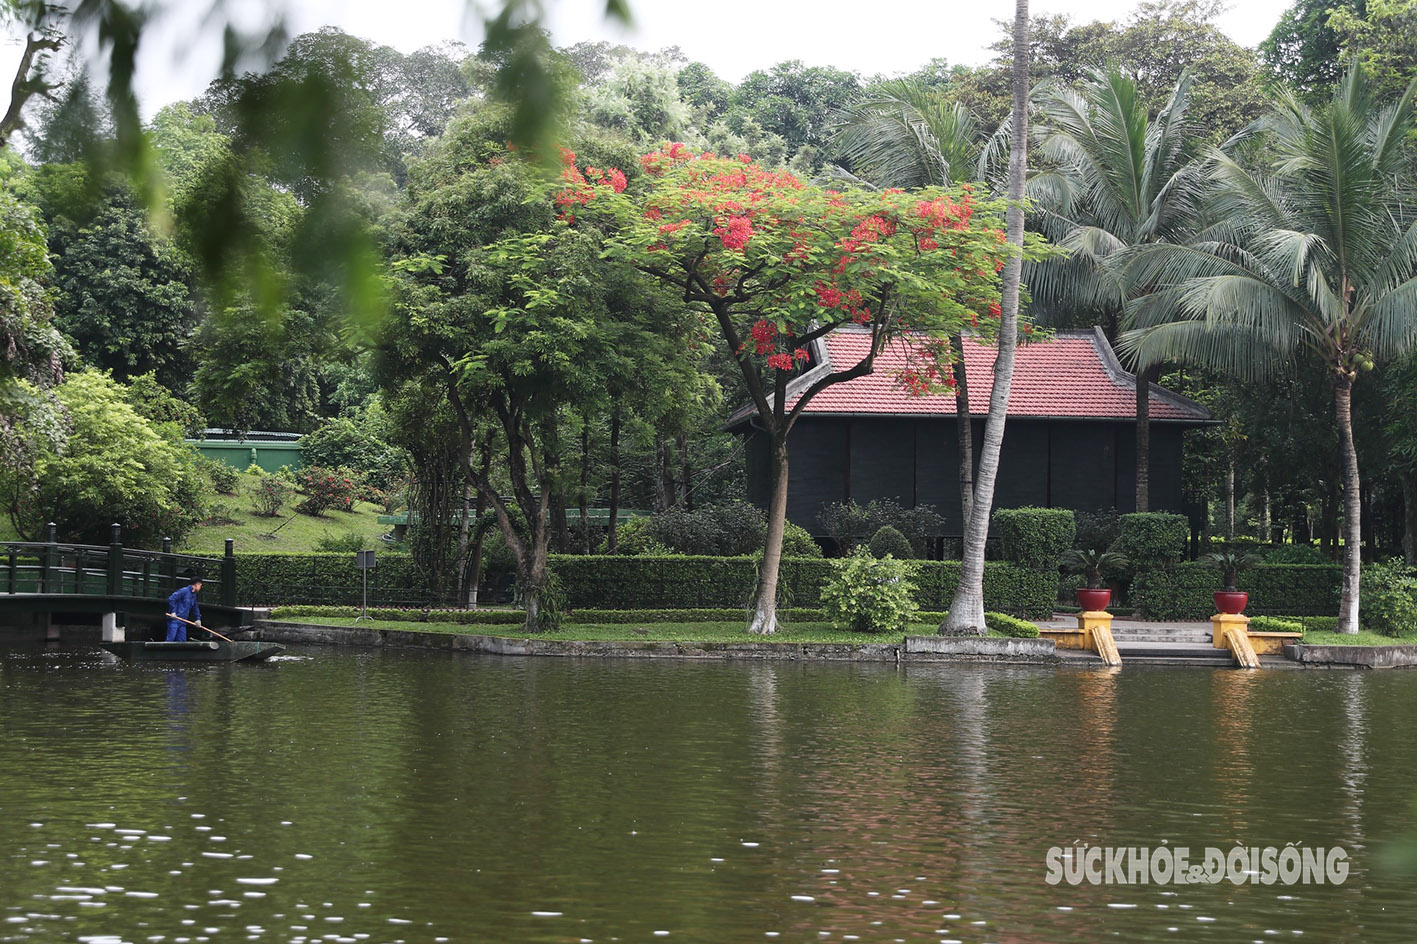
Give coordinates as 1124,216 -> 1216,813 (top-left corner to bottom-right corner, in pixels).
1079,610 -> 1121,666
1211,612 -> 1250,648
1212,612 -> 1260,667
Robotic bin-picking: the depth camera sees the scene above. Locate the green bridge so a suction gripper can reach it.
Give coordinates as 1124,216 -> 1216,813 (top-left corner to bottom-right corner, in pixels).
0,524 -> 252,638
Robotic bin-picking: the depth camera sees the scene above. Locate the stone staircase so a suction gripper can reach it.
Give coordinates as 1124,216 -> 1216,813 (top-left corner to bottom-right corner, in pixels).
1045,616 -> 1241,666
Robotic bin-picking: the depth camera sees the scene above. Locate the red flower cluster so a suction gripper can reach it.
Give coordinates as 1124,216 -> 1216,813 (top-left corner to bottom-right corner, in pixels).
764,348 -> 810,372
715,215 -> 754,250
914,195 -> 973,230
555,148 -> 626,216
750,319 -> 778,354
895,337 -> 959,397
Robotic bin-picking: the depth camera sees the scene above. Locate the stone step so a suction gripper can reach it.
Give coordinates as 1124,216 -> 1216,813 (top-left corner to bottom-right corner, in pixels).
1112,634 -> 1213,644
1117,644 -> 1235,664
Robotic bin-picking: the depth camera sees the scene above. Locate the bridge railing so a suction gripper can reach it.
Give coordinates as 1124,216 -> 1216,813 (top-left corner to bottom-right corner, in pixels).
0,524 -> 237,607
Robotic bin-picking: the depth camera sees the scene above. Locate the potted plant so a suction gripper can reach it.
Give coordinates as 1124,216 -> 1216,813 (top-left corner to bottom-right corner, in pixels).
1206,548 -> 1261,614
1061,548 -> 1129,611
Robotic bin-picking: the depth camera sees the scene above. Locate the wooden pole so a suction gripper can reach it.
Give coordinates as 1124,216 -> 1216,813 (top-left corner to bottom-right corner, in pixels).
165,612 -> 235,644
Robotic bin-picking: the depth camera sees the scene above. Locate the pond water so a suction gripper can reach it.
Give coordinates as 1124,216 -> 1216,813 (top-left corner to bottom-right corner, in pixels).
2,644 -> 1416,943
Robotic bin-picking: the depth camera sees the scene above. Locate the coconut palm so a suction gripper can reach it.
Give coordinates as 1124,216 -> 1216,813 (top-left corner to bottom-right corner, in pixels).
1028,66 -> 1208,511
1120,64 -> 1417,634
830,80 -> 986,190
829,81 -> 990,530
941,0 -> 1031,635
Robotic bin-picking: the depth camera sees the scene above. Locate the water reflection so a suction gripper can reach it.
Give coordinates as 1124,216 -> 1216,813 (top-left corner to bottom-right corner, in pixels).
0,646 -> 1415,941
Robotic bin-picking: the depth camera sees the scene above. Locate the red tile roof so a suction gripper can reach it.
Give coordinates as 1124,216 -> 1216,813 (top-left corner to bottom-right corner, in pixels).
730,327 -> 1210,425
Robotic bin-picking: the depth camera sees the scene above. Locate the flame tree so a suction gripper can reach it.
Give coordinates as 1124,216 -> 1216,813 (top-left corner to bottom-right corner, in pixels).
572,144 -> 1028,634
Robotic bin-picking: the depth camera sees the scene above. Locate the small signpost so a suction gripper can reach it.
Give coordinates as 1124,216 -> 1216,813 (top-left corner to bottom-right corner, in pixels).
355,549 -> 376,622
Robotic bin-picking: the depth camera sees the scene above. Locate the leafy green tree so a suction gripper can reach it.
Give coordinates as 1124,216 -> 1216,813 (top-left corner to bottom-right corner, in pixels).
728,60 -> 861,162
1329,0 -> 1417,98
959,0 -> 1267,141
25,169 -> 196,388
1261,0 -> 1360,98
123,371 -> 204,438
191,302 -> 323,432
580,56 -> 695,146
0,170 -> 66,394
385,107 -> 694,629
1121,65 -> 1417,634
676,61 -> 733,123
17,371 -> 204,546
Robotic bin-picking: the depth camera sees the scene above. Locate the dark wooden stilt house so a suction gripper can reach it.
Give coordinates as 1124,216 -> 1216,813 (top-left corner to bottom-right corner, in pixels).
728,326 -> 1212,539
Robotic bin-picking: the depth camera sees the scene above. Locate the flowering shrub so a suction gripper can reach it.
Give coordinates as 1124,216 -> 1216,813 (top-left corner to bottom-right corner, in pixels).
295,466 -> 360,517
251,473 -> 294,518
820,548 -> 920,634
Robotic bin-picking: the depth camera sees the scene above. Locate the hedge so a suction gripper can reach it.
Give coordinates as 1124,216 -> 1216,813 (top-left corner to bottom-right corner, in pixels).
993,507 -> 1075,571
1249,615 -> 1304,635
985,611 -> 1041,638
548,555 -> 1056,618
1131,563 -> 1341,620
237,553 -> 1057,617
269,605 -> 839,625
233,553 -> 448,607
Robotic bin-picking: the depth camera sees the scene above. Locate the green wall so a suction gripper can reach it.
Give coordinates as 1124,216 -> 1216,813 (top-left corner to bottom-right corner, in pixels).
187,440 -> 303,474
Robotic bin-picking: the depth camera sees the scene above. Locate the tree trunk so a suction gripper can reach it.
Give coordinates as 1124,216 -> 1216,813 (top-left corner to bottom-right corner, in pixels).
1401,468 -> 1417,566
953,333 -> 974,534
942,0 -> 1029,635
1224,453 -> 1235,542
678,431 -> 692,511
1321,481 -> 1339,558
1334,379 -> 1361,634
654,435 -> 674,512
748,433 -> 789,635
607,406 -> 622,553
456,447 -> 473,607
519,536 -> 551,633
579,422 -> 592,555
1259,479 -> 1271,544
1135,363 -> 1158,512
468,500 -> 488,608
466,439 -> 493,608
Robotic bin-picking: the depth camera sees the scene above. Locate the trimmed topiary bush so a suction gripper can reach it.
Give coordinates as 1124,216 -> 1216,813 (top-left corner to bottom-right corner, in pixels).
820,548 -> 919,633
868,525 -> 914,560
1073,508 -> 1121,553
782,520 -> 823,558
993,507 -> 1075,571
817,498 -> 943,556
1114,512 -> 1189,571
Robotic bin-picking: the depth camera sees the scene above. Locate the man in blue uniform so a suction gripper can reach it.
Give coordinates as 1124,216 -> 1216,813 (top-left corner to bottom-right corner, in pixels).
166,574 -> 203,642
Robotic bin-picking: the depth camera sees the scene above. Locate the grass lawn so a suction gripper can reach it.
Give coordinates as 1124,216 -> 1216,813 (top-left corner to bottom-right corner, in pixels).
282,616 -> 1000,645
1299,630 -> 1417,647
177,471 -> 392,555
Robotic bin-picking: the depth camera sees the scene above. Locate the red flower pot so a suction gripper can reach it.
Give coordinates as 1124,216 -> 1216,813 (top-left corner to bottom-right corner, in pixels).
1076,588 -> 1112,611
1214,591 -> 1249,615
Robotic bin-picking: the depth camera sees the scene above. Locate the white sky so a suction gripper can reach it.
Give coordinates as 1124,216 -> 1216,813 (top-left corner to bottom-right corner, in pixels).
0,0 -> 1294,120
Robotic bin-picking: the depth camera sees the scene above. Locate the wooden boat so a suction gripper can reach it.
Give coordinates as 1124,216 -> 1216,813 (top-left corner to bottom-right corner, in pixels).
101,640 -> 285,663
